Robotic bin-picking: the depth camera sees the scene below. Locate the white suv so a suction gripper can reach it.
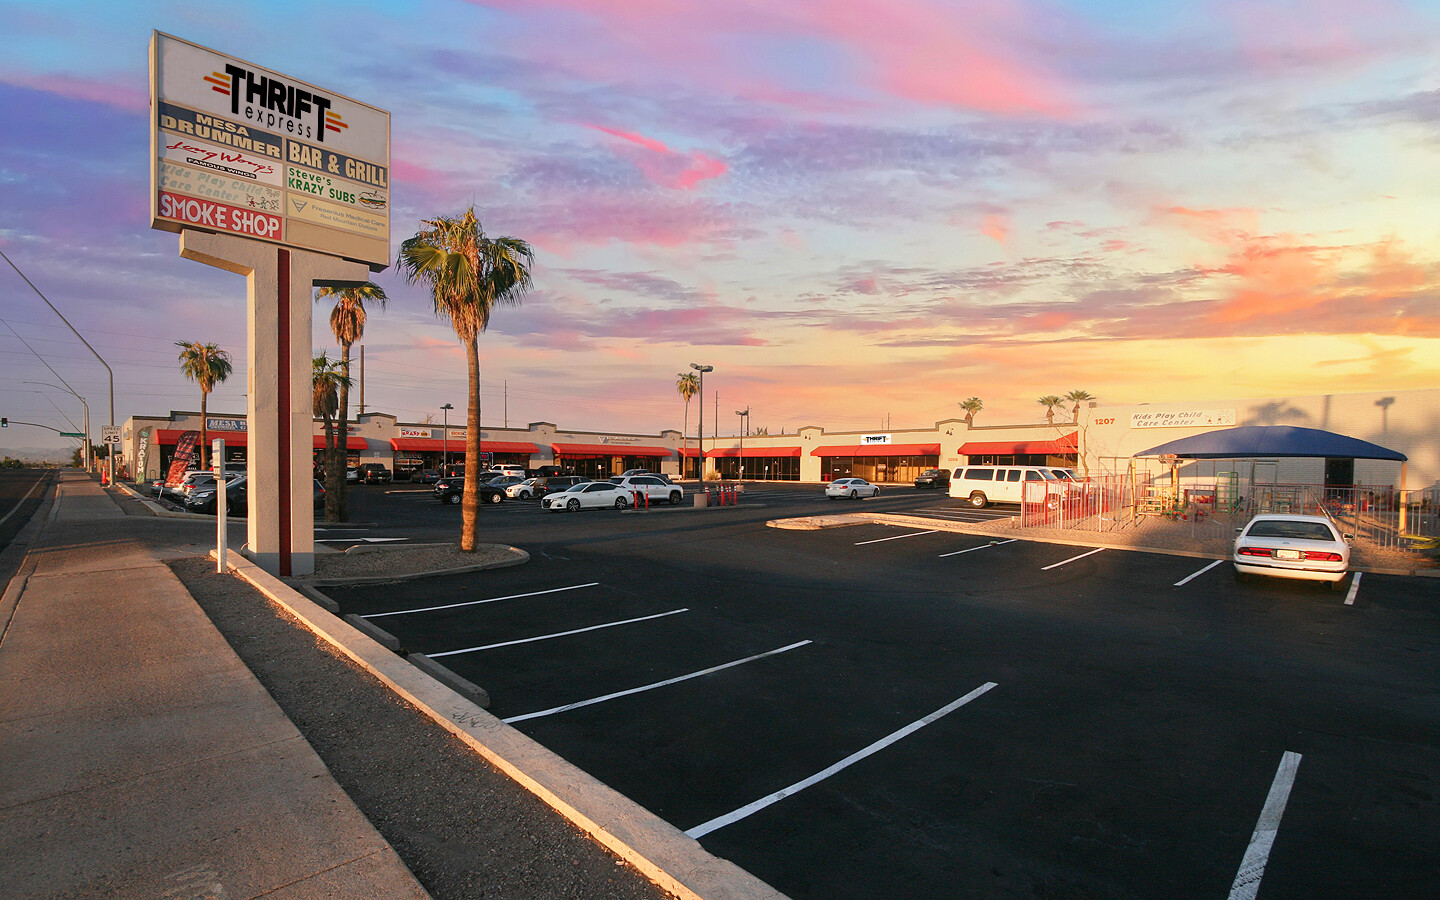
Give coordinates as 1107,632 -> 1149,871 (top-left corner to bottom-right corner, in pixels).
610,475 -> 685,505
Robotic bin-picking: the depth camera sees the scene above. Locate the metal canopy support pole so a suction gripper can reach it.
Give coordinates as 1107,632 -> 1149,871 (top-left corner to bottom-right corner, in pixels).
180,230 -> 369,577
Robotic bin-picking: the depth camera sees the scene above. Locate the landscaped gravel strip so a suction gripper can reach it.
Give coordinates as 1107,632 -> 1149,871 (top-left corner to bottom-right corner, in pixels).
170,557 -> 678,900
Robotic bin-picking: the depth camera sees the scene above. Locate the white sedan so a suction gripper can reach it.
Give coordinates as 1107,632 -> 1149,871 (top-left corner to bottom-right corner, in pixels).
542,480 -> 631,512
825,477 -> 880,499
1233,513 -> 1351,589
504,477 -> 541,500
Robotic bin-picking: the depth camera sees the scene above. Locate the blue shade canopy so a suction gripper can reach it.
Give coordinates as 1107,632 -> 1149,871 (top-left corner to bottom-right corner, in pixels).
1136,425 -> 1407,461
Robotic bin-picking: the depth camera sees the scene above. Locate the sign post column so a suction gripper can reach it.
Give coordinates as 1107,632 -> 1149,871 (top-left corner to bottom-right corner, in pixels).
181,230 -> 368,576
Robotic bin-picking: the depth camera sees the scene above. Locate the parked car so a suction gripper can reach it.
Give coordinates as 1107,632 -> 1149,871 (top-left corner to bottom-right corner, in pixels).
505,477 -> 542,500
610,474 -> 685,505
914,468 -> 950,489
1233,513 -> 1351,589
186,475 -> 324,515
529,465 -> 568,478
411,469 -> 440,484
825,477 -> 881,499
434,477 -> 504,505
489,464 -> 526,478
535,475 -> 588,495
346,466 -> 359,483
162,470 -> 211,503
542,480 -> 630,512
357,463 -> 392,484
620,468 -> 652,477
948,465 -> 1060,508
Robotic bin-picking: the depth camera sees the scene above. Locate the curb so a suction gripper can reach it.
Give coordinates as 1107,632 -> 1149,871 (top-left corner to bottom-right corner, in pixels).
289,547 -> 530,586
219,550 -> 789,900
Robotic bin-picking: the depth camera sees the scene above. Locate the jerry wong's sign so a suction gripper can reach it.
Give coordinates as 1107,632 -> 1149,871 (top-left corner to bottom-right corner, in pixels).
149,32 -> 390,270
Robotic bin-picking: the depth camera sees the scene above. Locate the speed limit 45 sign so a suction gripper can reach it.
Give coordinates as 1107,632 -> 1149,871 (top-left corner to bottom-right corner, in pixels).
102,426 -> 122,444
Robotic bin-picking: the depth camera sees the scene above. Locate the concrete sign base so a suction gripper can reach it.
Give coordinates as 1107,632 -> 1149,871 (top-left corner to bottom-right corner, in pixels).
180,229 -> 369,576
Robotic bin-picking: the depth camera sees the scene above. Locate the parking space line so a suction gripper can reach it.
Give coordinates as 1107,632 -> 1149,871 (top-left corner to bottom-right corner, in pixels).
938,539 -> 1016,558
854,529 -> 938,546
1228,751 -> 1302,900
430,608 -> 689,657
1040,547 -> 1104,570
1344,572 -> 1363,605
685,682 -> 998,839
361,582 -> 600,619
1174,559 -> 1224,586
501,640 -> 813,725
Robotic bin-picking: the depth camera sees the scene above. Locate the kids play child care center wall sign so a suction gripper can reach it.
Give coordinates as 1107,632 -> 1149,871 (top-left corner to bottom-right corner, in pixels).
149,32 -> 391,271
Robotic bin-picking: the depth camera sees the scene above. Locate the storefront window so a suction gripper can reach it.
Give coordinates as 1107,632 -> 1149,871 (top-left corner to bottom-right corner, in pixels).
713,456 -> 799,480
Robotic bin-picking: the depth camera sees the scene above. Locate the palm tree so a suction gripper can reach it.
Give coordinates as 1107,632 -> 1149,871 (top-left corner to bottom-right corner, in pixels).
1064,389 -> 1096,423
311,353 -> 352,522
959,397 -> 984,425
315,283 -> 388,520
1037,395 -> 1063,424
401,207 -> 534,550
175,341 -> 233,471
676,371 -> 699,478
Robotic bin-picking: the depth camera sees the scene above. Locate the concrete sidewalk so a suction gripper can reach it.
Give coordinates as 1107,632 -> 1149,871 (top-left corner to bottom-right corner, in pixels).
0,472 -> 430,899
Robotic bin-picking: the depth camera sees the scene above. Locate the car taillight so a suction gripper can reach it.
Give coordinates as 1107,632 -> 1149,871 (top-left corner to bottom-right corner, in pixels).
1238,547 -> 1273,556
1303,551 -> 1342,561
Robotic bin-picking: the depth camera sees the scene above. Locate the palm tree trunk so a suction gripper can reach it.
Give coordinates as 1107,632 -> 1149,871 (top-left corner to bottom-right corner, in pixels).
199,390 -> 209,470
328,341 -> 352,522
681,400 -> 689,479
460,336 -> 482,551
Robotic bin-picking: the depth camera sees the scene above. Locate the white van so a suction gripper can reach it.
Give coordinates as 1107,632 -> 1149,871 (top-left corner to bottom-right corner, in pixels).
949,465 -> 1060,508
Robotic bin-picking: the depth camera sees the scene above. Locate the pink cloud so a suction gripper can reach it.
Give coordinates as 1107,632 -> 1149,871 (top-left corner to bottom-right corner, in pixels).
981,214 -> 1010,246
1,72 -> 148,112
583,123 -> 728,190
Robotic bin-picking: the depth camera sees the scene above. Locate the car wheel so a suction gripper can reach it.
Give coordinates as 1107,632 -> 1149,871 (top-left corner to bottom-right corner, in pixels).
1328,574 -> 1349,593
519,490 -> 531,500
849,490 -> 858,499
488,492 -> 503,504
615,496 -> 628,509
968,491 -> 988,508
669,491 -> 682,505
1045,495 -> 1059,511
447,492 -> 461,505
567,498 -> 581,512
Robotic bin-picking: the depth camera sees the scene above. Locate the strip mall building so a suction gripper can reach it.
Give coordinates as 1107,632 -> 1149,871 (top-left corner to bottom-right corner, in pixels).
121,387 -> 1438,492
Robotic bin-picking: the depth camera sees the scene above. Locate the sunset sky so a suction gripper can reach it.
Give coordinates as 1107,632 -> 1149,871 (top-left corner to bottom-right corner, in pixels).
2,0 -> 1438,455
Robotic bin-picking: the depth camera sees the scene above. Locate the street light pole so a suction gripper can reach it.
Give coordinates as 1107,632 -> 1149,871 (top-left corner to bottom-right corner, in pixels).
689,363 -> 712,480
25,381 -> 89,472
735,407 -> 749,482
441,403 -> 453,472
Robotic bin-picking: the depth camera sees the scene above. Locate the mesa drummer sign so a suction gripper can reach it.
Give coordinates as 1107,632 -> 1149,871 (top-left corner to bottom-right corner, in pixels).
149,32 -> 391,270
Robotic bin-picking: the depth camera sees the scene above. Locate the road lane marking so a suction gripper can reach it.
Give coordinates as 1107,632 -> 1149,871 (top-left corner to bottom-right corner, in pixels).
686,682 -> 998,839
1040,547 -> 1105,570
362,582 -> 600,619
1228,751 -> 1302,900
431,609 -> 689,657
315,537 -> 408,543
939,539 -> 1017,558
502,640 -> 813,724
1344,572 -> 1362,605
1174,559 -> 1225,586
854,530 -> 938,546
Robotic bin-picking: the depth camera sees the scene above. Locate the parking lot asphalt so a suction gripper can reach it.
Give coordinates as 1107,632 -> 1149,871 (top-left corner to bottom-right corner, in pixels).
316,492 -> 1440,900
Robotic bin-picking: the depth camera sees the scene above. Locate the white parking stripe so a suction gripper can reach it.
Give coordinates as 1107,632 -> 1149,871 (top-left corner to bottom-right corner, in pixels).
501,640 -> 813,724
361,582 -> 600,619
1344,572 -> 1363,605
1040,547 -> 1105,570
938,539 -> 1016,558
854,530 -> 938,546
1228,751 -> 1302,900
430,609 -> 689,657
686,682 -> 998,839
1174,559 -> 1225,586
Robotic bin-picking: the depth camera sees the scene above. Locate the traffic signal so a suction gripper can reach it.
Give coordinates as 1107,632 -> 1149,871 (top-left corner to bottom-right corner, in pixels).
1,417 -> 7,427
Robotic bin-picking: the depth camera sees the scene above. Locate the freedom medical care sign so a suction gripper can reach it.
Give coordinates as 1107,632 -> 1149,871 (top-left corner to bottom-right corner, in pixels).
149,32 -> 391,270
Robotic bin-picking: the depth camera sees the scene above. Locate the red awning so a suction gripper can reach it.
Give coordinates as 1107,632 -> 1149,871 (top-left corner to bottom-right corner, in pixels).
313,436 -> 369,450
678,447 -> 701,458
705,446 -> 802,458
157,429 -> 247,447
552,443 -> 673,458
389,438 -> 539,453
809,443 -> 941,457
957,433 -> 1077,456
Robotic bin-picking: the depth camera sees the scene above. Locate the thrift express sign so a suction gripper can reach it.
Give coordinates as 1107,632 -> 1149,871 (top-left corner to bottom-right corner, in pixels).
149,32 -> 391,270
